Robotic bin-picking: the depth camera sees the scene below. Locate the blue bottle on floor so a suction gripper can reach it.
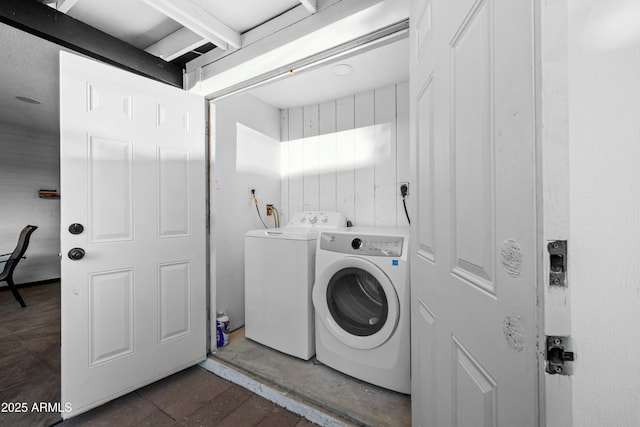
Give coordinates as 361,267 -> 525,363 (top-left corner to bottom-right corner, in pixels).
216,310 -> 230,347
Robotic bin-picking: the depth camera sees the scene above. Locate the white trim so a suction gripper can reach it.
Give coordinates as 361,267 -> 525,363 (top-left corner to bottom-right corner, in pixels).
145,27 -> 207,62
208,22 -> 408,103
59,0 -> 79,13
186,0 -> 409,97
536,0 -> 572,425
299,0 -> 318,14
142,0 -> 241,50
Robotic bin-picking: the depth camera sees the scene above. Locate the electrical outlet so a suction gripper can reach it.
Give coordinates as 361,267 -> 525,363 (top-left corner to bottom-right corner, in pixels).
400,182 -> 409,196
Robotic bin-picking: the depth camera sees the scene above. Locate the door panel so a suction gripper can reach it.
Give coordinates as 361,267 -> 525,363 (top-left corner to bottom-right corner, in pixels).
416,77 -> 435,262
60,51 -> 206,418
88,135 -> 134,242
412,297 -> 437,426
89,269 -> 134,364
452,336 -> 497,427
410,0 -> 537,425
158,148 -> 191,237
87,84 -> 134,120
158,261 -> 192,342
451,0 -> 494,291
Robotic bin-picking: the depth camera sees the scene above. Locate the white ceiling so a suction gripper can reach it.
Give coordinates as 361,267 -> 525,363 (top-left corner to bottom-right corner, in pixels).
248,37 -> 409,109
0,1 -> 408,133
63,0 -> 302,50
65,0 -> 182,49
187,0 -> 302,33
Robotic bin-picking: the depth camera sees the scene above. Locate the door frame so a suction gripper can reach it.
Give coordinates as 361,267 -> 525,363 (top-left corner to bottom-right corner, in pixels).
205,2 -> 570,423
534,0 -> 572,425
207,102 -> 215,353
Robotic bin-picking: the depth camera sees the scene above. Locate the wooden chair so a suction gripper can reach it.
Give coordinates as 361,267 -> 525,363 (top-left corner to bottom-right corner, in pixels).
0,225 -> 38,308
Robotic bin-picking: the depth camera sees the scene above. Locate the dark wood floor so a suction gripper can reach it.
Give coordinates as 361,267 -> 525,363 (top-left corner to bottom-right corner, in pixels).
0,282 -> 316,427
0,281 -> 61,427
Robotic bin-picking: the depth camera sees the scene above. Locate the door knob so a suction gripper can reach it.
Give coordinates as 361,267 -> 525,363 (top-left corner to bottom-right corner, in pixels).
68,248 -> 85,260
68,223 -> 84,234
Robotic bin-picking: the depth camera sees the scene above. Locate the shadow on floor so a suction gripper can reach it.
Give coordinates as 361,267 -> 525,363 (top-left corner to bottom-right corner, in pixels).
212,328 -> 411,427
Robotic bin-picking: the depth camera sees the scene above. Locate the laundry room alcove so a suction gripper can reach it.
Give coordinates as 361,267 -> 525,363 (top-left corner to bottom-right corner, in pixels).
206,34 -> 413,427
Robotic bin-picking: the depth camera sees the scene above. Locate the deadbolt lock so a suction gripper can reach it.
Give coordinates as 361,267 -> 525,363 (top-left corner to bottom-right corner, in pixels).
546,336 -> 575,375
68,223 -> 84,235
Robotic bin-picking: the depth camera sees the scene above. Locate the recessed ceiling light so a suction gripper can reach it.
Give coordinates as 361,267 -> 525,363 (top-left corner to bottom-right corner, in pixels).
332,64 -> 353,76
15,96 -> 42,105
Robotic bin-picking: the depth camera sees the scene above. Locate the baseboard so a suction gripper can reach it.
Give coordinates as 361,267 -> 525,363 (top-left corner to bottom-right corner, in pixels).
0,277 -> 60,290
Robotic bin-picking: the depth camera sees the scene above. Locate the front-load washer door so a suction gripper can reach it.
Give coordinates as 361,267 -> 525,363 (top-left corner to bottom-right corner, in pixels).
313,257 -> 399,350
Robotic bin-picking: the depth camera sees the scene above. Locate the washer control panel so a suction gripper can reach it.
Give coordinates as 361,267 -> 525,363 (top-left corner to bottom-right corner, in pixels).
287,211 -> 347,228
320,233 -> 404,257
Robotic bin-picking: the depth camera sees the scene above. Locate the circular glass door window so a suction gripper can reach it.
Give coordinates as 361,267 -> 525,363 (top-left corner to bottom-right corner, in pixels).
326,267 -> 389,337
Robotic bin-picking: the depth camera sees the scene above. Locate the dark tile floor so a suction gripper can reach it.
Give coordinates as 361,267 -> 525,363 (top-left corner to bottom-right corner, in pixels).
60,366 -> 316,427
0,282 -> 316,427
0,281 -> 61,427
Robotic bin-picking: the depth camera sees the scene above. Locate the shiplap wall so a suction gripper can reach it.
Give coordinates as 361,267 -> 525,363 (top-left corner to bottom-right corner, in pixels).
0,123 -> 61,284
280,82 -> 410,227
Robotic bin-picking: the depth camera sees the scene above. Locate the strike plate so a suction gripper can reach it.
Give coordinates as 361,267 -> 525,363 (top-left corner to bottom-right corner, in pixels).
546,335 -> 575,375
548,240 -> 567,286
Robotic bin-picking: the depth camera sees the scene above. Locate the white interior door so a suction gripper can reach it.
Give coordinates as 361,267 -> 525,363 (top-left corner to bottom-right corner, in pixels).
410,0 -> 538,426
60,51 -> 207,418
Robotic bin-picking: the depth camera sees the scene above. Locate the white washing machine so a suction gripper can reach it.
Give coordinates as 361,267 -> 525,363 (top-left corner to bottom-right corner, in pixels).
312,227 -> 410,394
244,211 -> 347,360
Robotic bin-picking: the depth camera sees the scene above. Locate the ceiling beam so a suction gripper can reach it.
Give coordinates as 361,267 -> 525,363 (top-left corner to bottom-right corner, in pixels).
187,0 -> 409,97
56,0 -> 80,13
142,0 -> 241,51
145,27 -> 207,62
299,0 -> 317,14
42,0 -> 80,13
0,0 -> 183,87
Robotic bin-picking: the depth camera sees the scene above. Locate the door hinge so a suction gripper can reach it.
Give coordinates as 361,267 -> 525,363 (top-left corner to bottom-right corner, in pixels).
548,240 -> 567,286
545,335 -> 575,375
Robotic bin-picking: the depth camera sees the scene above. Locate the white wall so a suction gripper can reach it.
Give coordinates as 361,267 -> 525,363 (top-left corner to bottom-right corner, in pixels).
568,2 -> 640,425
212,94 -> 281,330
0,122 -> 60,284
280,82 -> 411,227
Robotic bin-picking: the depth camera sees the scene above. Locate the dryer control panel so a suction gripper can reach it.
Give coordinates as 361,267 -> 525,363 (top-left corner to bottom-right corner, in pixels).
320,233 -> 404,257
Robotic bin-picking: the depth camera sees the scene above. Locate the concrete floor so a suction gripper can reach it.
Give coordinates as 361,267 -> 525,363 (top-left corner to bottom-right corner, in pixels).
212,328 -> 411,427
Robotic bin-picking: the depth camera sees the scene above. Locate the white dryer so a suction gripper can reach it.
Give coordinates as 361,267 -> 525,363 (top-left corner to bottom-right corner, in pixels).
244,212 -> 347,360
312,227 -> 410,394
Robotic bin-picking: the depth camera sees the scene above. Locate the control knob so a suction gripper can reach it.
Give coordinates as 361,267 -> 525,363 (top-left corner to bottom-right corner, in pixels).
351,238 -> 363,250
